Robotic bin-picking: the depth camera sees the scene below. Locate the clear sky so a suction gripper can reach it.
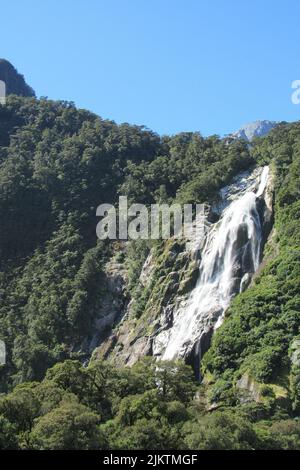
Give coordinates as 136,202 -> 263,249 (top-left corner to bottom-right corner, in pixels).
1,0 -> 299,136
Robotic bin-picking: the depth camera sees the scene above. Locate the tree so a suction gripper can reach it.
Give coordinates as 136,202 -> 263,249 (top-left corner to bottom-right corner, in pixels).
0,383 -> 40,433
183,411 -> 258,450
29,401 -> 104,450
155,360 -> 197,403
0,415 -> 18,449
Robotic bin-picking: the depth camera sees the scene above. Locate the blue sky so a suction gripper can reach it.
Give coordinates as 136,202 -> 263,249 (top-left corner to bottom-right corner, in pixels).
1,0 -> 299,136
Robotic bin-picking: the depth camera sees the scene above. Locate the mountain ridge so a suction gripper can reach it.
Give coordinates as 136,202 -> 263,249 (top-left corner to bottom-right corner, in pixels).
0,59 -> 35,98
0,74 -> 299,450
231,120 -> 278,141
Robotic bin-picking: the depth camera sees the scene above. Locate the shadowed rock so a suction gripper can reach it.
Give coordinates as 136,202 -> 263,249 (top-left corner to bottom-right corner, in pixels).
0,59 -> 35,97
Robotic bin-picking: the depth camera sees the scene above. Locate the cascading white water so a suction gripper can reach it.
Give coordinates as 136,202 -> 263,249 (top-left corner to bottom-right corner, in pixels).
154,166 -> 270,363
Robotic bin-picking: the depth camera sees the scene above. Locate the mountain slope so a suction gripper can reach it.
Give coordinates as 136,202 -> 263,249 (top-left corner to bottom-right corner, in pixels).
0,95 -> 254,388
0,59 -> 35,97
203,124 -> 300,410
232,120 -> 278,141
0,82 -> 299,449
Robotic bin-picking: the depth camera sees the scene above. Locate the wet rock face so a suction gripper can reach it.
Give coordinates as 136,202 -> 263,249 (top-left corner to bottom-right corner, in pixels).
234,223 -> 250,251
186,320 -> 219,381
92,166 -> 274,373
229,277 -> 242,296
241,243 -> 254,273
256,196 -> 274,250
151,166 -> 273,369
240,273 -> 252,293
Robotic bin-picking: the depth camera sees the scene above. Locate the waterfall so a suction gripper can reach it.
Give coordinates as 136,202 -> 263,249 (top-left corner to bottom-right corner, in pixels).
153,166 -> 270,366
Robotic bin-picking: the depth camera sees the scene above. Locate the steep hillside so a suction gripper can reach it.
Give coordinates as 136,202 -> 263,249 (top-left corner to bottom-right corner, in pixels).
232,120 -> 278,141
0,95 -> 252,388
96,165 -> 273,374
0,93 -> 299,450
203,122 -> 300,411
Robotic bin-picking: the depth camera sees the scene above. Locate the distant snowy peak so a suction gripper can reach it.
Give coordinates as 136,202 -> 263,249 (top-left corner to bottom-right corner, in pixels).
232,120 -> 278,141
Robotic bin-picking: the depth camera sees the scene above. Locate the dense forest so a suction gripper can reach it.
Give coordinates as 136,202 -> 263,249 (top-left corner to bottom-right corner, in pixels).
0,95 -> 252,387
0,94 -> 299,449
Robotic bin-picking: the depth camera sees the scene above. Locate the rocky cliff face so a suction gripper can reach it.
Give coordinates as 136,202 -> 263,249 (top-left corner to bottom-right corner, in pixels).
232,120 -> 277,141
93,166 -> 274,373
78,248 -> 129,361
0,59 -> 35,97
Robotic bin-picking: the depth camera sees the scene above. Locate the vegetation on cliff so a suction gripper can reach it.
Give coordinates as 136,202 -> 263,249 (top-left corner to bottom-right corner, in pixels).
0,59 -> 35,98
0,95 -> 252,389
0,94 -> 299,449
202,122 -> 300,412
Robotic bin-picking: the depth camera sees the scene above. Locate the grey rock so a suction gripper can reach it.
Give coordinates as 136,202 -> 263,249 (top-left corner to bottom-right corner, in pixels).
231,120 -> 277,141
290,339 -> 300,367
236,374 -> 261,402
240,273 -> 252,293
